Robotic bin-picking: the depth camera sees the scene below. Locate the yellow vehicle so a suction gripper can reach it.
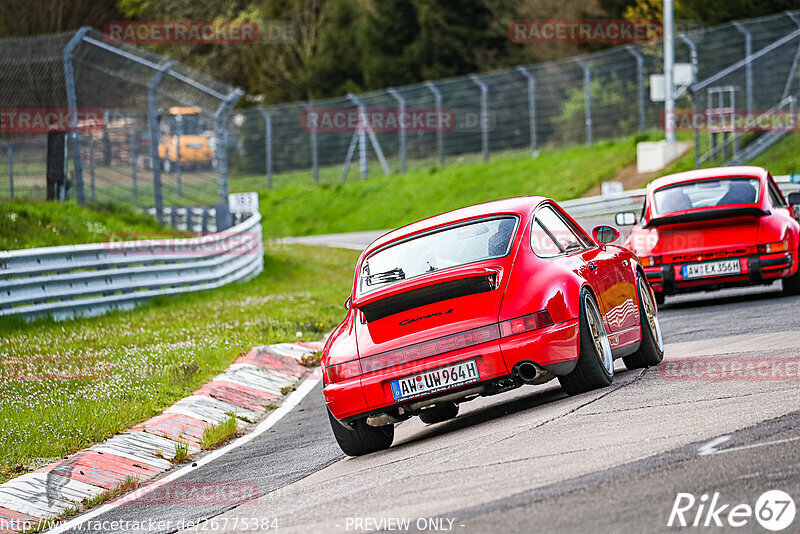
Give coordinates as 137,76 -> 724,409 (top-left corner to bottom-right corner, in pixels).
158,107 -> 213,172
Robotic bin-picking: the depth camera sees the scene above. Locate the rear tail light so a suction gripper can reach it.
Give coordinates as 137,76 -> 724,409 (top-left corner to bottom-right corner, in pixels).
758,240 -> 789,254
499,311 -> 553,337
640,255 -> 662,267
325,360 -> 362,384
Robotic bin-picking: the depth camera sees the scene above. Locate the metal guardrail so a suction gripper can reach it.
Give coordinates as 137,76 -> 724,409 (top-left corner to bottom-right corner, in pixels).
561,190 -> 646,218
144,206 -> 218,233
0,214 -> 263,321
560,178 -> 800,219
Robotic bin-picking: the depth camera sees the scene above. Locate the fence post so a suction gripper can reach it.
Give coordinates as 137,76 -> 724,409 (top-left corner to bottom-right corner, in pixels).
356,101 -> 367,178
347,93 -> 391,179
258,108 -> 273,188
783,12 -> 800,100
425,81 -> 445,166
174,115 -> 182,196
732,22 -> 754,111
469,74 -> 490,162
1,142 -> 12,199
214,89 -> 244,230
88,135 -> 95,201
129,127 -> 138,199
340,133 -> 358,183
679,34 -> 700,168
575,59 -> 593,146
516,66 -> 538,158
305,104 -> 319,183
63,27 -> 91,205
148,60 -> 175,224
626,46 -> 647,133
387,88 -> 407,173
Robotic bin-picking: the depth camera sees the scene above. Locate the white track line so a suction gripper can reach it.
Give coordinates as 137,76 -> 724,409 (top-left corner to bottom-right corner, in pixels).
47,372 -> 322,534
704,435 -> 800,456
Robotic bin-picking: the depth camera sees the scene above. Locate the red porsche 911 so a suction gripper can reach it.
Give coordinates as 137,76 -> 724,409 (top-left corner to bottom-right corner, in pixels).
617,166 -> 800,305
322,197 -> 664,456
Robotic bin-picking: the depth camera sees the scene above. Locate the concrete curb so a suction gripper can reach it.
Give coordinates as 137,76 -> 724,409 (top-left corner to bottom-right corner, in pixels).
0,341 -> 322,533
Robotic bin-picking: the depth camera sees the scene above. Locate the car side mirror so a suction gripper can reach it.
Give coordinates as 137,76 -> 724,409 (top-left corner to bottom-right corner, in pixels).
593,225 -> 620,245
788,192 -> 800,206
615,212 -> 637,226
344,297 -> 351,310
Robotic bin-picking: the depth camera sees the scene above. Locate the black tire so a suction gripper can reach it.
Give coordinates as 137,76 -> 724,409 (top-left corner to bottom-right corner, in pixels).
654,291 -> 665,306
782,251 -> 800,296
623,275 -> 665,370
558,289 -> 614,396
327,408 -> 393,456
419,402 -> 459,425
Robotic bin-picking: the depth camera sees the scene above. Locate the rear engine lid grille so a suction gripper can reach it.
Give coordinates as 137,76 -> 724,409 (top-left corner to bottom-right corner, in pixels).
360,275 -> 494,323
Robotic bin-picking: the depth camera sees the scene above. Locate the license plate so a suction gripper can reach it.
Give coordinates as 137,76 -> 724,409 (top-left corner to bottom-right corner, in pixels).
682,259 -> 741,279
390,359 -> 479,402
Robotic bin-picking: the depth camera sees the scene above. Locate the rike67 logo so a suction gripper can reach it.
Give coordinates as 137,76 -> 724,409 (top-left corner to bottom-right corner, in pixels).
669,490 -> 796,531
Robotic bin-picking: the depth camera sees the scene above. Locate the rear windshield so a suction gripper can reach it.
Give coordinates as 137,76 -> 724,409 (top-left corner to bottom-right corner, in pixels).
358,217 -> 518,296
653,177 -> 761,215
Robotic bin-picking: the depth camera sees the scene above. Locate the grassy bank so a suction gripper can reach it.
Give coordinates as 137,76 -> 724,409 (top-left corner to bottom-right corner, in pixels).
750,133 -> 800,174
247,138 -> 642,238
0,200 -> 177,250
0,244 -> 358,483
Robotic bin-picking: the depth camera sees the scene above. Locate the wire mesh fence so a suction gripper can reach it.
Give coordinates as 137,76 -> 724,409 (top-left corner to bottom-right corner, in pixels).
227,10 -> 800,188
0,27 -> 241,227
2,11 -> 800,215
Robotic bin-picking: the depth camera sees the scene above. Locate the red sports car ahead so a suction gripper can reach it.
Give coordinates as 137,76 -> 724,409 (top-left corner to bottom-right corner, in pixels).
322,197 -> 664,456
618,166 -> 800,305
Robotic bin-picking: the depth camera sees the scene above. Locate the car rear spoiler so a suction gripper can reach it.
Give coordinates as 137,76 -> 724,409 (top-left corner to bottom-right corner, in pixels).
644,207 -> 770,228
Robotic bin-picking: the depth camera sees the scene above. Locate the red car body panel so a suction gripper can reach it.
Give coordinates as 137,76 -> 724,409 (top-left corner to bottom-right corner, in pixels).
322,197 -> 646,422
624,166 -> 800,297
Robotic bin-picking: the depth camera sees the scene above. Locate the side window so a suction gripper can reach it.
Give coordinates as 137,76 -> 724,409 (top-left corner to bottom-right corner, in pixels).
531,206 -> 586,257
530,219 -> 561,257
768,181 -> 786,208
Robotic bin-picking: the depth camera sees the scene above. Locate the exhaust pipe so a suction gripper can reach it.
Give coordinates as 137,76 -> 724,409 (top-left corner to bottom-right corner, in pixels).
514,361 -> 555,385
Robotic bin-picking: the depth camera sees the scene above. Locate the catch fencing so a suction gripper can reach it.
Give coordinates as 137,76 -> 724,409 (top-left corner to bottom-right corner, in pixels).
2,11 -> 800,210
229,11 -> 800,186
0,28 -> 241,225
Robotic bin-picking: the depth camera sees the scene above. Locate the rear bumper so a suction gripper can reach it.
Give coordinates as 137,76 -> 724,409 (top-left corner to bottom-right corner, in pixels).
324,319 -> 580,422
644,252 -> 794,295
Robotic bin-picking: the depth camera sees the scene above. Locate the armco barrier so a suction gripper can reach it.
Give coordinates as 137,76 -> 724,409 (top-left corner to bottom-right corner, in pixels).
0,214 -> 263,321
560,177 -> 800,219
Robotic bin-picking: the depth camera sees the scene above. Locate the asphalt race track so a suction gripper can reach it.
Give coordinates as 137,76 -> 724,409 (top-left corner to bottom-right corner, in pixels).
58,230 -> 800,534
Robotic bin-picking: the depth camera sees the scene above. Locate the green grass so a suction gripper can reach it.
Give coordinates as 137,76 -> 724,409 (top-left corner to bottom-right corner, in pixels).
247,138 -> 643,238
0,200 -> 181,250
0,244 -> 359,483
201,413 -> 239,449
750,132 -> 800,174
173,438 -> 190,463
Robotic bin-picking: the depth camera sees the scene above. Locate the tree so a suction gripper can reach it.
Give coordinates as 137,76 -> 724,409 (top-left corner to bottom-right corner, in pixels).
243,0 -> 366,103
0,0 -> 122,37
408,0 -> 511,80
360,0 -> 420,90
